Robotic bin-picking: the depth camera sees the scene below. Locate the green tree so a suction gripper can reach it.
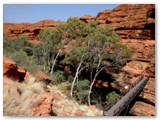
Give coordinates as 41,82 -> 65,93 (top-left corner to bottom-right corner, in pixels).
38,28 -> 62,73
62,46 -> 89,98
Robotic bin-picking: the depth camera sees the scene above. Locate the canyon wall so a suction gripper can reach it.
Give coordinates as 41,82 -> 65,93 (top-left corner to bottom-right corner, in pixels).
3,4 -> 155,116
4,20 -> 65,42
81,4 -> 155,40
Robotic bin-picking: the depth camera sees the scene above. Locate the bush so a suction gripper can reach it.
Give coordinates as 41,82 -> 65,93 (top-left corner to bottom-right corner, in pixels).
76,79 -> 89,90
51,71 -> 66,85
77,90 -> 88,104
106,91 -> 119,103
23,46 -> 33,56
10,50 -> 37,73
75,79 -> 89,104
3,34 -> 32,54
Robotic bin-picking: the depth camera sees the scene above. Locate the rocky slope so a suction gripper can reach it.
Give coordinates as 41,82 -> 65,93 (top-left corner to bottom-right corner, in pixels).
3,55 -> 103,116
3,4 -> 155,116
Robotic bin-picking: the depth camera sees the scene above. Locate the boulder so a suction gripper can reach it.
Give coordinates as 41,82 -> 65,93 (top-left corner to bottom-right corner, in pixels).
3,55 -> 26,81
129,101 -> 155,116
34,70 -> 51,83
31,93 -> 55,116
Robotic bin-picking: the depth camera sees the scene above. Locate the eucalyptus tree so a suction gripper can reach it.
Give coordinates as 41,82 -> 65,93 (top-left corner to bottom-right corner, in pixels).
38,28 -> 62,73
62,46 -> 89,98
86,25 -> 120,105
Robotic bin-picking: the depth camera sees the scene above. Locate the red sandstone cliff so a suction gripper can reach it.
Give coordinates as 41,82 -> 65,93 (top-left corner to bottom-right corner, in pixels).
81,4 -> 155,40
3,4 -> 155,41
4,20 -> 65,42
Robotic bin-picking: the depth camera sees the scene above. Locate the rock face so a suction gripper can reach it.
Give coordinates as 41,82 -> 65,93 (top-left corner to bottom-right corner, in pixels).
3,55 -> 26,81
80,15 -> 95,23
4,20 -> 65,42
3,55 -> 51,82
120,39 -> 155,59
79,4 -> 155,40
96,4 -> 155,40
130,101 -> 155,116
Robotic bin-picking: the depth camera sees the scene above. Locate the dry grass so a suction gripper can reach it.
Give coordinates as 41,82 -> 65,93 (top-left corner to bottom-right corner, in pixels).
3,77 -> 46,116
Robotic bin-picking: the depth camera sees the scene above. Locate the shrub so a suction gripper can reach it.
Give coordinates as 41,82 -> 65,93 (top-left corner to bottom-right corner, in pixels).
76,79 -> 89,90
106,91 -> 119,103
51,71 -> 66,85
75,79 -> 89,104
23,46 -> 33,56
77,90 -> 88,104
10,50 -> 37,73
3,34 -> 32,55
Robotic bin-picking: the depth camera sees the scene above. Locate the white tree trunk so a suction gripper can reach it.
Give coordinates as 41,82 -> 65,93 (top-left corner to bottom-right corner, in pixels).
70,62 -> 86,98
50,50 -> 60,75
88,54 -> 104,106
88,67 -> 105,106
70,71 -> 79,98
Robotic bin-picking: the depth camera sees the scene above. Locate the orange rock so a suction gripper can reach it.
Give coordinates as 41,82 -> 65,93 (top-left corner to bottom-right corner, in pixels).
130,101 -> 155,116
141,78 -> 155,104
125,76 -> 141,85
96,4 -> 155,40
95,80 -> 108,88
122,66 -> 142,76
80,15 -> 95,23
3,55 -> 26,81
4,20 -> 65,42
34,70 -> 51,82
31,93 -> 54,116
52,93 -> 61,100
120,39 -> 155,59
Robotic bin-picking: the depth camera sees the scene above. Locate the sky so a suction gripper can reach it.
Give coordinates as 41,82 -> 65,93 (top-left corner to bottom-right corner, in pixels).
3,4 -> 120,23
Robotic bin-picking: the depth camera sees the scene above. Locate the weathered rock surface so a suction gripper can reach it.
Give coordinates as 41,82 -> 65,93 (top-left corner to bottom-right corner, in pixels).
120,39 -> 155,59
31,93 -> 54,116
129,101 -> 155,116
79,4 -> 155,40
80,15 -> 95,23
4,20 -> 65,42
114,58 -> 155,116
96,4 -> 155,40
141,78 -> 155,104
3,55 -> 26,81
3,55 -> 51,82
34,70 -> 51,82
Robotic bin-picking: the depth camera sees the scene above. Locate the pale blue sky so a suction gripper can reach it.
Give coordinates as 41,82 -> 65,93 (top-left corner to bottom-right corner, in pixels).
3,4 -> 120,23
